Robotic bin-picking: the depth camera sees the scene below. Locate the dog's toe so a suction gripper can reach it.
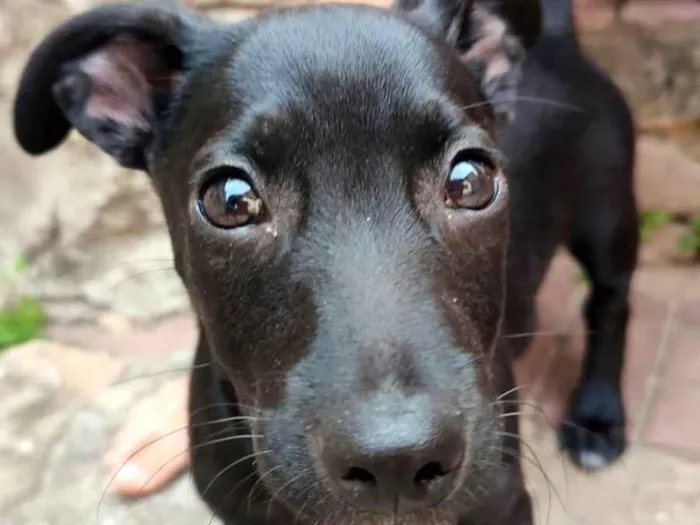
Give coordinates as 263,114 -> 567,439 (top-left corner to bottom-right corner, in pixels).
558,381 -> 627,471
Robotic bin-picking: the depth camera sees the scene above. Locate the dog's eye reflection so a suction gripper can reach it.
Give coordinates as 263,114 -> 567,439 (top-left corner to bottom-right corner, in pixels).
444,153 -> 496,210
199,170 -> 266,229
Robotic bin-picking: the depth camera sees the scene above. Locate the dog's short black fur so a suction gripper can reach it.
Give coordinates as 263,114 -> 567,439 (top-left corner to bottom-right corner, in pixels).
13,0 -> 638,523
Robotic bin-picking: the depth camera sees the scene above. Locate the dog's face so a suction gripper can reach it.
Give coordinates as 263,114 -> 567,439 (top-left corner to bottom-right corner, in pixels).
14,1 -> 540,523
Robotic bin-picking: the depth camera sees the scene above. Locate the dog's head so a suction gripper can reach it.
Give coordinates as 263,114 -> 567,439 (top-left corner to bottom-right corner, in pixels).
14,1 -> 540,523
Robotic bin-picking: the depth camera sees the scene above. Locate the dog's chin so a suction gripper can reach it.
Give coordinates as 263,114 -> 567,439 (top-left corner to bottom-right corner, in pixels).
304,507 -> 458,525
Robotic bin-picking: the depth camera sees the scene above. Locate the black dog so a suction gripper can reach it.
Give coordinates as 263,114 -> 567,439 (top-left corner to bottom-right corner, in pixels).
13,0 -> 637,523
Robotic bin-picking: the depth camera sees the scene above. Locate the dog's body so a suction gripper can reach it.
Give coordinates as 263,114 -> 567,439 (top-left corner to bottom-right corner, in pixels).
13,1 -> 637,524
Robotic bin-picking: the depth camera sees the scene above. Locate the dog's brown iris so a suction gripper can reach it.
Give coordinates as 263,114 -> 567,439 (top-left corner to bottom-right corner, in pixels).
199,171 -> 265,228
444,153 -> 496,210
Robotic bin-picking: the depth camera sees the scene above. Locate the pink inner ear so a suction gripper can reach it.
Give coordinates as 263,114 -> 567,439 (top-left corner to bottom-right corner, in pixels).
76,38 -> 173,129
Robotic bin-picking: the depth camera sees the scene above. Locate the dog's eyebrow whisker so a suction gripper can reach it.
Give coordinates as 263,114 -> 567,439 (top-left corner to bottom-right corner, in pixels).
200,449 -> 271,499
458,95 -> 586,114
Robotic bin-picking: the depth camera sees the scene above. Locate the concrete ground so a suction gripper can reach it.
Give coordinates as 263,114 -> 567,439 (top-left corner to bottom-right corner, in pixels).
1,0 -> 700,524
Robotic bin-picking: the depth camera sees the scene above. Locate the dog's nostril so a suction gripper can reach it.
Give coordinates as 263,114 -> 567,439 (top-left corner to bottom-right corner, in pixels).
342,466 -> 377,486
413,461 -> 449,486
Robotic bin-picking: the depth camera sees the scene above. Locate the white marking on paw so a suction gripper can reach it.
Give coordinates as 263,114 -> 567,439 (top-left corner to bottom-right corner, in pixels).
579,450 -> 607,470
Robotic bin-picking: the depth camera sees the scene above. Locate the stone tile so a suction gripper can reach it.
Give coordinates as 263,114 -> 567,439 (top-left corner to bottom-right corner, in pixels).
633,266 -> 698,305
47,312 -> 198,358
521,418 -> 700,525
640,224 -> 697,268
679,298 -> 700,325
520,284 -> 668,437
2,364 -> 215,525
0,360 -> 78,510
512,254 -> 582,426
1,341 -> 123,397
663,323 -> 700,382
677,275 -> 700,325
644,382 -> 700,458
634,137 -> 700,217
536,253 -> 583,325
622,290 -> 671,429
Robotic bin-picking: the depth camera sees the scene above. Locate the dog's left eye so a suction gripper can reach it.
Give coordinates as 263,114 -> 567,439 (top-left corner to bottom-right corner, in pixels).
444,152 -> 497,210
199,169 -> 266,229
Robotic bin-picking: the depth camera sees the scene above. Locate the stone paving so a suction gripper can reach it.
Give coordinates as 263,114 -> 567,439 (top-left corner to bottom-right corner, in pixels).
2,0 -> 700,524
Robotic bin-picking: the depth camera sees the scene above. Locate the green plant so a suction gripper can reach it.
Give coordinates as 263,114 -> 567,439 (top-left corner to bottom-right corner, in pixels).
0,256 -> 46,350
640,210 -> 673,242
0,296 -> 46,349
677,216 -> 700,259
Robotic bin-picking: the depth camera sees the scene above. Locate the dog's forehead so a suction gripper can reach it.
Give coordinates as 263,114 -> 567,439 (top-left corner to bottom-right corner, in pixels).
162,6 -> 488,186
228,6 -> 439,99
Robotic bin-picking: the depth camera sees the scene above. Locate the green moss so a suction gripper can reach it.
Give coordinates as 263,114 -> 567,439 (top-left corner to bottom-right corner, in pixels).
0,296 -> 46,349
676,216 -> 700,258
640,210 -> 673,242
0,256 -> 46,350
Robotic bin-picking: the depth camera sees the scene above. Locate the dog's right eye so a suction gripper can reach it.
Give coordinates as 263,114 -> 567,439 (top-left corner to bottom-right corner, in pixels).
198,169 -> 266,229
444,151 -> 497,210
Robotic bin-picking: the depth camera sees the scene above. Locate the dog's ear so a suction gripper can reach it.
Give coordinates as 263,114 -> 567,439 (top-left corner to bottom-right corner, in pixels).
13,3 -> 209,171
393,0 -> 541,122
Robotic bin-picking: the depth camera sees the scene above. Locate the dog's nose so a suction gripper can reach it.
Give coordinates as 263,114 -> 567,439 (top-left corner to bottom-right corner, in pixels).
319,400 -> 465,513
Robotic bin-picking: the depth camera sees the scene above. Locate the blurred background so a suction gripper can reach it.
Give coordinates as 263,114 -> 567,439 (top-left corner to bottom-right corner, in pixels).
0,1 -> 699,524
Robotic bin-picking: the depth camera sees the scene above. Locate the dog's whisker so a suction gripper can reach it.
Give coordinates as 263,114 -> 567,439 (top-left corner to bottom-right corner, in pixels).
265,470 -> 310,521
201,449 -> 271,499
111,433 -> 261,523
204,464 -> 284,525
246,464 -> 286,517
497,445 -> 557,524
97,419 -> 256,519
494,383 -> 531,402
110,362 -> 210,386
499,328 -> 594,339
188,399 -> 266,418
303,489 -> 337,525
209,464 -> 270,523
293,480 -> 323,524
246,462 -> 286,514
496,434 -> 566,522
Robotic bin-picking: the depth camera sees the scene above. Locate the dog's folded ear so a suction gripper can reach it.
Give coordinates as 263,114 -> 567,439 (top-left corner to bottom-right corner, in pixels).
393,0 -> 541,122
13,3 -> 207,171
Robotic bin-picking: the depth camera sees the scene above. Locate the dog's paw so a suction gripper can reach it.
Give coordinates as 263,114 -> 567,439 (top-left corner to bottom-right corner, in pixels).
558,381 -> 627,471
